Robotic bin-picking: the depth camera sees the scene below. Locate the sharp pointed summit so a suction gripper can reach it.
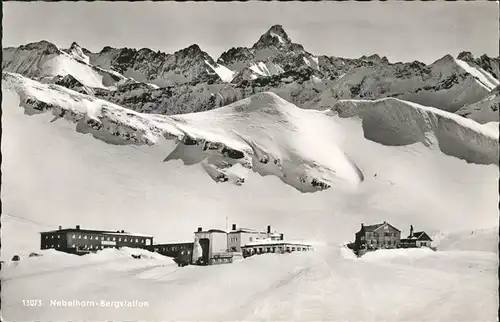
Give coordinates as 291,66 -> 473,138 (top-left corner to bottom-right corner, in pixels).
253,24 -> 292,49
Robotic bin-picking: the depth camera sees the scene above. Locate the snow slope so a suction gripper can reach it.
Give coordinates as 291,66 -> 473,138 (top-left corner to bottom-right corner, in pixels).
456,86 -> 500,124
3,70 -> 498,241
433,228 -> 499,253
204,60 -> 236,82
2,41 -> 128,89
328,55 -> 498,113
2,72 -> 499,321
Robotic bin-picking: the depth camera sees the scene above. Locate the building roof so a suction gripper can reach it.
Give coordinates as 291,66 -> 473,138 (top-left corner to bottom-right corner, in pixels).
407,231 -> 433,241
229,228 -> 260,233
361,222 -> 401,233
242,238 -> 311,247
195,229 -> 227,234
40,228 -> 153,238
242,242 -> 312,248
149,242 -> 193,247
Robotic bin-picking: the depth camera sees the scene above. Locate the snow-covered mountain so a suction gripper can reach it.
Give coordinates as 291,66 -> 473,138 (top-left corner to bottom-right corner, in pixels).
2,41 -> 131,90
325,54 -> 499,113
2,70 -> 498,321
216,25 -> 319,82
3,71 -> 498,205
3,26 -> 499,119
456,86 -> 500,124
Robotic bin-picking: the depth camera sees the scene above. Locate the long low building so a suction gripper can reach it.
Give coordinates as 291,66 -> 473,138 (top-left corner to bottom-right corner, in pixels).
143,242 -> 193,266
40,225 -> 154,255
241,240 -> 313,258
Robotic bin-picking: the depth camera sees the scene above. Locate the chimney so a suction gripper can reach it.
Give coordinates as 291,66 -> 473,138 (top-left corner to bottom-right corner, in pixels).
361,223 -> 364,228
410,225 -> 414,237
58,225 -> 62,230
121,230 -> 124,233
232,224 -> 236,231
76,225 -> 80,230
198,227 -> 202,232
267,225 -> 271,234
280,233 -> 284,240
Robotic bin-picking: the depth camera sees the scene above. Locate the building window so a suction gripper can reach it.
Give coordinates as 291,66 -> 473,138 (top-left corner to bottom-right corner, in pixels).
119,238 -> 122,242
249,237 -> 253,242
107,237 -> 110,241
113,237 -> 116,241
84,235 -> 88,239
292,247 -> 296,251
57,235 -> 61,239
135,239 -> 139,243
101,236 -> 104,240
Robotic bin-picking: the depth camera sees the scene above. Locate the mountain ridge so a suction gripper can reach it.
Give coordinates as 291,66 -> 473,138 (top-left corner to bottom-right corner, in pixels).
3,25 -> 499,123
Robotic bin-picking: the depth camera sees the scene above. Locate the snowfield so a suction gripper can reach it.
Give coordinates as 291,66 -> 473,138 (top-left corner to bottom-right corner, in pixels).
1,243 -> 497,321
1,71 -> 499,321
457,86 -> 500,124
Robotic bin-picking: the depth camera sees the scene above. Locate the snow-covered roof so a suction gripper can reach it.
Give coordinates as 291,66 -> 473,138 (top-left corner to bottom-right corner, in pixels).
41,228 -> 153,238
242,238 -> 312,247
195,229 -> 227,234
229,228 -> 262,234
404,232 -> 433,241
361,222 -> 401,233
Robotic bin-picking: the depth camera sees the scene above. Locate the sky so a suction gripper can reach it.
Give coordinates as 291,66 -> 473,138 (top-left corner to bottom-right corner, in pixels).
3,1 -> 499,64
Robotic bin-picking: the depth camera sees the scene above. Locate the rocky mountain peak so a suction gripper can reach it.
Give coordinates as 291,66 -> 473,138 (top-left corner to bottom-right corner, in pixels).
175,44 -> 214,63
360,54 -> 390,64
19,40 -> 60,55
253,24 -> 292,49
100,46 -> 116,53
457,51 -> 475,62
217,47 -> 254,66
69,42 -> 81,50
